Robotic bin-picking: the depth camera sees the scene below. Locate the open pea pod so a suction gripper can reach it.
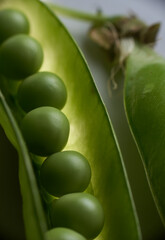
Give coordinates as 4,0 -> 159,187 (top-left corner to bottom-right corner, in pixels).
124,46 -> 165,226
0,0 -> 141,239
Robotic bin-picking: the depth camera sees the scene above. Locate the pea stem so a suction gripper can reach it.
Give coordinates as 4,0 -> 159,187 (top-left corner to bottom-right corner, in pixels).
46,2 -> 123,23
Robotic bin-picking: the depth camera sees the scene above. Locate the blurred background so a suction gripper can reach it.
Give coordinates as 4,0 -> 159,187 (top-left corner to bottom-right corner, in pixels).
50,0 -> 165,56
0,0 -> 165,239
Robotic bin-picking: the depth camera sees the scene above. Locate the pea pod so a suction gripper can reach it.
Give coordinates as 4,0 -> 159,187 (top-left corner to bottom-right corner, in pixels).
0,0 -> 141,239
124,46 -> 165,226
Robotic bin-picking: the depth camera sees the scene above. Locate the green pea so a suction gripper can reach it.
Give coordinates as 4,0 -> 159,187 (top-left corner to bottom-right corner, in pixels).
50,193 -> 104,239
46,228 -> 86,240
21,106 -> 70,156
40,151 -> 91,197
0,9 -> 30,44
0,34 -> 43,79
17,71 -> 67,112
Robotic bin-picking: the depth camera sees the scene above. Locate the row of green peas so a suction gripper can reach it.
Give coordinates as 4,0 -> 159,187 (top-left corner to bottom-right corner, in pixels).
0,9 -> 104,240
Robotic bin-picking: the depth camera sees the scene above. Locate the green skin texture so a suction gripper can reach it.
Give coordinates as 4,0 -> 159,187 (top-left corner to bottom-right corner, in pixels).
17,71 -> 67,112
46,227 -> 87,240
50,193 -> 104,239
40,150 -> 91,197
21,106 -> 70,156
0,8 -> 30,43
125,47 -> 165,227
0,34 -> 43,79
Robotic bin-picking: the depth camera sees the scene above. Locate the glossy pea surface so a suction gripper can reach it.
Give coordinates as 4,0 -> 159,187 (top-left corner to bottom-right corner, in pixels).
0,9 -> 30,44
0,34 -> 43,79
50,193 -> 104,239
46,227 -> 86,240
21,106 -> 69,156
17,71 -> 67,112
40,151 -> 91,197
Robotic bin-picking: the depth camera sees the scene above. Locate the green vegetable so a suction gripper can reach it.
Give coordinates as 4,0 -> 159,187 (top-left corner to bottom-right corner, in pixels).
0,1 -> 141,240
124,46 -> 165,227
40,150 -> 91,197
0,8 -> 30,43
17,71 -> 67,112
46,227 -> 87,240
0,34 -> 43,79
21,106 -> 70,156
0,91 -> 47,240
50,193 -> 104,239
